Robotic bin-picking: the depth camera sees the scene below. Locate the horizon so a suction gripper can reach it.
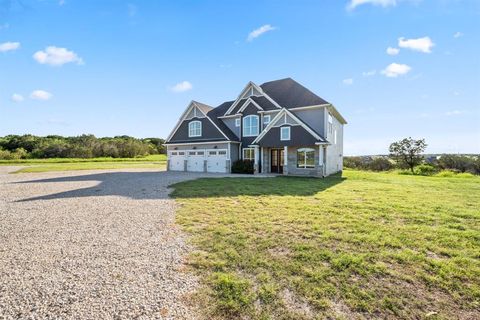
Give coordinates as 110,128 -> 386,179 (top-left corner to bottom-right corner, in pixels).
1,0 -> 479,156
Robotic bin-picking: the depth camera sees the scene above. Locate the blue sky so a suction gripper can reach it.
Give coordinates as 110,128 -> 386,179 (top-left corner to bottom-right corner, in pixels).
0,0 -> 479,155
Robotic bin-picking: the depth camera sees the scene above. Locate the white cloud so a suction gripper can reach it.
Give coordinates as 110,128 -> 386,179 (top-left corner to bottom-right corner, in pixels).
386,46 -> 399,55
169,81 -> 193,93
453,32 -> 463,38
33,46 -> 84,66
362,70 -> 376,77
398,36 -> 434,53
0,42 -> 20,52
343,78 -> 354,85
347,0 -> 396,10
11,94 -> 24,102
381,63 -> 411,77
30,90 -> 53,101
247,24 -> 276,42
445,110 -> 462,116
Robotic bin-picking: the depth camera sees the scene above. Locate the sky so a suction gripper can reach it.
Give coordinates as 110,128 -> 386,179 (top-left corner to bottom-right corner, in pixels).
0,0 -> 479,155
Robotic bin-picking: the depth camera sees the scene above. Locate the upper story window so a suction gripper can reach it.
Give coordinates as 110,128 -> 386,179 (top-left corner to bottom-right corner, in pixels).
235,118 -> 240,127
243,115 -> 259,137
188,121 -> 202,137
280,127 -> 290,141
263,115 -> 271,126
328,113 -> 333,134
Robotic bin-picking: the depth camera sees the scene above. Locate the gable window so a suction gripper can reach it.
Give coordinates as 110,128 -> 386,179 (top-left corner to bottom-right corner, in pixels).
280,127 -> 291,141
188,121 -> 202,137
243,148 -> 255,161
263,115 -> 271,126
297,148 -> 315,168
243,115 -> 259,137
235,118 -> 240,127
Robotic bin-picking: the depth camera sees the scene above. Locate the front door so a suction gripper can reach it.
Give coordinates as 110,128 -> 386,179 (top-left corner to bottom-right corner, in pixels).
270,149 -> 284,173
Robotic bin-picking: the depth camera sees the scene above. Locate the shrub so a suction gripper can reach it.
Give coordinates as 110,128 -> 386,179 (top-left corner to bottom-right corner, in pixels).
414,164 -> 438,176
434,170 -> 457,178
231,160 -> 254,174
369,158 -> 393,171
437,154 -> 479,174
344,156 -> 392,172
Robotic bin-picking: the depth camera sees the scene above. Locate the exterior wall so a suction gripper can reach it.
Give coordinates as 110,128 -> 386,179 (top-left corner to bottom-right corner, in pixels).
292,107 -> 326,138
325,113 -> 344,175
222,117 -> 241,138
230,142 -> 239,163
257,125 -> 318,148
166,143 -> 231,173
284,146 -> 323,177
169,117 -> 225,143
261,111 -> 279,130
261,147 -> 271,173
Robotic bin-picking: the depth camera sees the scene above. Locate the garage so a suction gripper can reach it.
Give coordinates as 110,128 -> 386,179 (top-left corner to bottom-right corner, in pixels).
169,151 -> 185,171
186,151 -> 205,172
206,150 -> 228,173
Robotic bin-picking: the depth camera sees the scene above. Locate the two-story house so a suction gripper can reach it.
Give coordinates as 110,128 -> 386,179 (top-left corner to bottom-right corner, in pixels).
165,78 -> 347,177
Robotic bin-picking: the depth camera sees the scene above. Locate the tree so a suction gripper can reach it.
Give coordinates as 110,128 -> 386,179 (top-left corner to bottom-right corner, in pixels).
389,137 -> 427,173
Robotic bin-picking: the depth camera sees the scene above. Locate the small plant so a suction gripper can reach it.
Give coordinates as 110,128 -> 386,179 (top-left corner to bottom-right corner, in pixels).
231,159 -> 254,174
211,272 -> 253,315
414,164 -> 437,176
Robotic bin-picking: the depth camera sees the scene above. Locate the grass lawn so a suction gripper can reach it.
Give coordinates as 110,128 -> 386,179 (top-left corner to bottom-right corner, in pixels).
171,170 -> 480,319
1,154 -> 166,173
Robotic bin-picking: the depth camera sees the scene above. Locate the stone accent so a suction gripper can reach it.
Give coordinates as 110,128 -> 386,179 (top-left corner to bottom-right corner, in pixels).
284,146 -> 322,177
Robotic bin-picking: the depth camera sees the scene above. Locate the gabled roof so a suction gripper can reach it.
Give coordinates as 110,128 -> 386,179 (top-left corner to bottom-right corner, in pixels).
206,101 -> 239,141
251,96 -> 278,111
193,100 -> 214,114
260,78 -> 329,109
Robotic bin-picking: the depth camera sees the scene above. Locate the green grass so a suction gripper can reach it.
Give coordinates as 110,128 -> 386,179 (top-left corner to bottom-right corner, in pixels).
170,170 -> 480,319
2,154 -> 166,173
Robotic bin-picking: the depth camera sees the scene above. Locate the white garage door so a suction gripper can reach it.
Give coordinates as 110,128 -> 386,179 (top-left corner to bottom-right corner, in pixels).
207,150 -> 228,173
187,151 -> 205,172
169,151 -> 185,171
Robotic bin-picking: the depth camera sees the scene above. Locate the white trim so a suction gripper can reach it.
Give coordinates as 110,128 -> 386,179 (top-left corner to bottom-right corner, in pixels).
280,127 -> 291,141
224,81 -> 281,115
242,147 -> 255,161
296,147 -> 316,169
165,141 -> 239,146
284,146 -> 288,166
287,104 -> 330,112
227,143 -> 231,160
252,108 -> 324,144
218,114 -> 241,119
315,141 -> 330,145
263,115 -> 271,125
188,120 -> 202,137
235,118 -> 240,127
237,97 -> 263,113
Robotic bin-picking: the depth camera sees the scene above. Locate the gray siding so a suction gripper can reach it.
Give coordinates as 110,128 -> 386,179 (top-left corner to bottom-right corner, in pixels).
168,117 -> 225,143
257,125 -> 318,148
223,117 -> 241,138
292,108 -> 326,138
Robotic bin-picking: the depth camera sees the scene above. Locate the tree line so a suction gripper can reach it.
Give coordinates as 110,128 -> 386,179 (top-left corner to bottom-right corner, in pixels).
345,137 -> 480,175
0,134 -> 166,159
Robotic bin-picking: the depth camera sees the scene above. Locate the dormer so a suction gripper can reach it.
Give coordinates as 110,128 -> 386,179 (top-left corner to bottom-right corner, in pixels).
223,81 -> 281,116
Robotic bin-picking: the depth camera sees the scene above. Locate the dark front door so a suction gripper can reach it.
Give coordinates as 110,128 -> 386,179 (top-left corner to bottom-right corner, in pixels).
271,149 -> 284,173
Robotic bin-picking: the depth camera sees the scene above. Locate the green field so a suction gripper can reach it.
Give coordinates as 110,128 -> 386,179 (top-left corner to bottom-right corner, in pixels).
1,154 -> 166,173
171,170 -> 480,319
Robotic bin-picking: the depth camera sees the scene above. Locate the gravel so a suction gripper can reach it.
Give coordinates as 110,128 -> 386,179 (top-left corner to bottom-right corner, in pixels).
0,168 -> 230,319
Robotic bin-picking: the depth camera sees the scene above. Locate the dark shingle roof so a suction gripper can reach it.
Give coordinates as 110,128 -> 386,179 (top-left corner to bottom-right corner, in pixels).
228,98 -> 248,115
251,96 -> 278,111
260,78 -> 329,109
206,101 -> 239,141
193,100 -> 214,114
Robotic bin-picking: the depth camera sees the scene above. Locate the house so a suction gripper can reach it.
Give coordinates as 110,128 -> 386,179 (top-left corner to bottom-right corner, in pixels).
165,78 -> 347,177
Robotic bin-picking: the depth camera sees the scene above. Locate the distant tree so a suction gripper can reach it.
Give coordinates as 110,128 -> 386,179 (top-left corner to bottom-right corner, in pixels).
389,137 -> 427,173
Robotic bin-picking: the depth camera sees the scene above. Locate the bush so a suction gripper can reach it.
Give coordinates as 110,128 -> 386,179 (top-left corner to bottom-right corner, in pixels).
344,156 -> 392,172
434,170 -> 457,178
369,158 -> 393,171
437,154 -> 479,174
414,164 -> 438,176
231,160 -> 254,174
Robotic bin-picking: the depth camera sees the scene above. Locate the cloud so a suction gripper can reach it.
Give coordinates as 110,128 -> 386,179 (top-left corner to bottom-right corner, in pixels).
362,70 -> 376,77
445,110 -> 463,116
30,90 -> 53,101
386,46 -> 399,55
347,0 -> 396,10
398,36 -> 434,53
33,46 -> 84,66
453,32 -> 463,38
247,24 -> 276,42
381,63 -> 411,77
0,41 -> 20,52
169,81 -> 193,93
11,94 -> 24,102
343,78 -> 354,85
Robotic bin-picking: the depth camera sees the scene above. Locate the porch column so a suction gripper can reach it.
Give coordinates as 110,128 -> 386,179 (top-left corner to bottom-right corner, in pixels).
260,147 -> 264,173
318,145 -> 325,177
283,146 -> 288,175
254,145 -> 260,174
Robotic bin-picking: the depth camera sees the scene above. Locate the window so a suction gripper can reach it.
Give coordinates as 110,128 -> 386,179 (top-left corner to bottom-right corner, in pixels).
235,118 -> 240,127
188,151 -> 196,155
297,148 -> 315,168
197,151 -> 204,156
334,129 -> 337,144
218,150 -> 227,155
328,113 -> 333,134
178,152 -> 185,155
263,115 -> 271,125
171,152 -> 178,156
243,115 -> 259,136
280,127 -> 290,141
188,121 -> 202,137
243,148 -> 255,161
209,151 -> 217,155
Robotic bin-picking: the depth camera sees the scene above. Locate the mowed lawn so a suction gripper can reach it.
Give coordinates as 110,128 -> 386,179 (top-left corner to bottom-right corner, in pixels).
0,154 -> 166,173
171,170 -> 480,319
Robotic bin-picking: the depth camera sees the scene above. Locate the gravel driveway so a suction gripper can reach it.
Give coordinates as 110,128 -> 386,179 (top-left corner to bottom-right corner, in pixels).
0,168 -> 229,319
